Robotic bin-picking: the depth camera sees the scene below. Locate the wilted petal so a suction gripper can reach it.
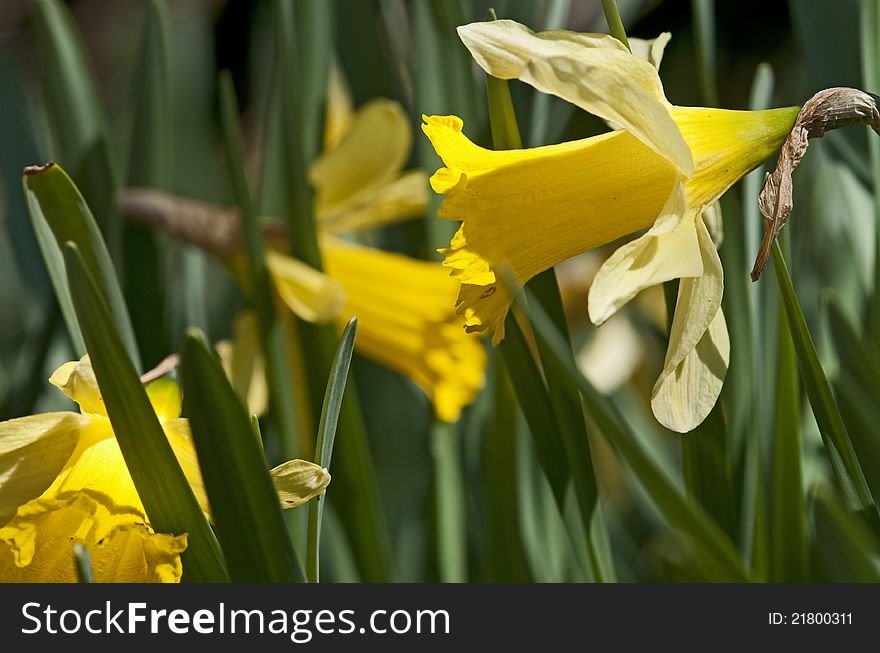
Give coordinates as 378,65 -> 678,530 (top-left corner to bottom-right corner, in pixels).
267,251 -> 346,323
457,19 -> 693,174
588,181 -> 702,325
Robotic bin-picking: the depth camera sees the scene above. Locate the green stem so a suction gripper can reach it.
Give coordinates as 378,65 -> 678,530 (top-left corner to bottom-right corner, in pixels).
431,421 -> 467,582
691,0 -> 720,106
600,0 -> 630,50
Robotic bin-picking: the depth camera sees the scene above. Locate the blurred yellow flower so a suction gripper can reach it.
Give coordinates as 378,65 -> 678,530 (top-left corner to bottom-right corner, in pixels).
0,357 -> 329,583
423,19 -> 798,432
266,76 -> 487,423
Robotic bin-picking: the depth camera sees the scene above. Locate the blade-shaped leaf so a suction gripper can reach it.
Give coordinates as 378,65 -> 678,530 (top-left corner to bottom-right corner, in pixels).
64,243 -> 227,582
307,317 -> 357,583
180,329 -> 303,583
23,163 -> 141,371
810,483 -> 880,582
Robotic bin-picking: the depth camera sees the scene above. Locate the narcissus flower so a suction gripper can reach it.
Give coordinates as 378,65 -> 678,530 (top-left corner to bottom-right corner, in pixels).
265,78 -> 487,422
423,19 -> 799,432
0,357 -> 329,583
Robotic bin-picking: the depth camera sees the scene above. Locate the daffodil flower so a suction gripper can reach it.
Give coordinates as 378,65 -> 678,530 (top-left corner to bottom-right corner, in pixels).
0,357 -> 330,582
264,72 -> 487,423
422,19 -> 799,432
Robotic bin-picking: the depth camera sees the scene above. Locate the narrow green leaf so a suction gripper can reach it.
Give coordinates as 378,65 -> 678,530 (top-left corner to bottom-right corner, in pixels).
125,0 -> 173,369
295,0 -> 334,164
810,483 -> 880,582
218,70 -> 300,462
483,359 -> 532,581
690,0 -> 719,106
307,317 -> 357,583
73,543 -> 94,584
485,33 -> 607,580
771,242 -> 874,510
64,243 -> 227,582
33,0 -> 121,258
431,420 -> 467,582
23,163 -> 141,371
862,0 -> 880,346
515,285 -> 750,581
180,329 -> 302,582
768,298 -> 808,581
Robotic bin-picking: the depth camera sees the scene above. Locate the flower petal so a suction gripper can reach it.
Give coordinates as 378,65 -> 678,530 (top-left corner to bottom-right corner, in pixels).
267,251 -> 346,323
319,170 -> 428,234
49,356 -> 106,416
322,237 -> 487,421
162,418 -> 210,514
216,312 -> 268,417
457,19 -> 693,174
628,32 -> 672,71
0,492 -> 186,582
270,459 -> 331,509
588,181 -> 702,325
423,114 -> 677,340
651,307 -> 730,433
0,412 -> 86,525
323,62 -> 354,150
145,378 -> 181,422
649,218 -> 727,432
310,98 -> 412,217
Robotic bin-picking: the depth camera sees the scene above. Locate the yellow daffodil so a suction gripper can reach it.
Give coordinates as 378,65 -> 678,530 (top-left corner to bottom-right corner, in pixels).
264,73 -> 487,423
422,19 -> 799,432
0,357 -> 330,583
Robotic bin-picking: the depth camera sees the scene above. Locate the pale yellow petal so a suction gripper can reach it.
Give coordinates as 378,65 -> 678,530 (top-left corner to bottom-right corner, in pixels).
266,250 -> 346,323
322,237 -> 487,421
0,412 -> 86,525
702,202 -> 724,248
577,313 -> 643,393
310,98 -> 412,217
588,181 -> 702,325
49,356 -> 106,416
319,170 -> 428,234
651,308 -> 729,433
457,20 -> 693,174
323,62 -> 354,150
270,459 -> 331,509
628,32 -> 671,71
0,492 -> 186,583
216,312 -> 268,417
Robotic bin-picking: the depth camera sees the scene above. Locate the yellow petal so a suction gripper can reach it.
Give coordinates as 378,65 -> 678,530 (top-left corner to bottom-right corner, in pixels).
0,412 -> 86,525
588,181 -> 702,325
49,355 -> 106,416
216,312 -> 268,417
145,377 -> 181,422
577,313 -> 643,393
310,98 -> 412,217
266,250 -> 346,323
673,105 -> 800,208
651,307 -> 729,433
162,418 -> 210,514
650,218 -> 727,432
319,170 -> 428,234
322,237 -> 487,421
0,492 -> 186,583
457,19 -> 693,174
423,114 -> 676,339
323,62 -> 354,150
270,459 -> 331,508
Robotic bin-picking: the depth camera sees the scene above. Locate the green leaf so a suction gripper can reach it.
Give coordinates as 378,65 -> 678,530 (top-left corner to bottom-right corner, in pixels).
307,317 -> 357,583
23,163 -> 141,371
33,0 -> 121,259
768,298 -> 808,581
125,0 -> 173,369
295,0 -> 334,164
180,329 -> 302,582
63,243 -> 227,582
515,285 -> 750,581
771,242 -> 874,511
810,483 -> 880,582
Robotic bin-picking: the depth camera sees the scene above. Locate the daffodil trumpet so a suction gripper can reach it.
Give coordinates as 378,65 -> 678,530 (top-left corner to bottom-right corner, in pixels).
423,19 -> 799,432
0,357 -> 329,582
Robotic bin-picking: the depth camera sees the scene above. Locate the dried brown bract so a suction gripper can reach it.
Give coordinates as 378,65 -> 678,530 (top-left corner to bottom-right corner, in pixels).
751,87 -> 880,281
